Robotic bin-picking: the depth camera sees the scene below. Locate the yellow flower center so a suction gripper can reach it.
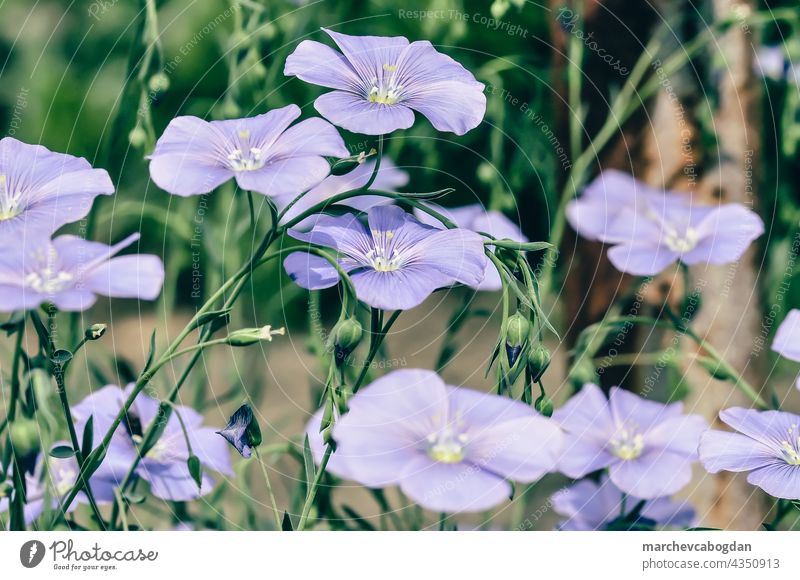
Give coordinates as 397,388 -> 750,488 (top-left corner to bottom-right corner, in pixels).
609,424 -> 645,461
426,425 -> 468,464
0,174 -> 24,221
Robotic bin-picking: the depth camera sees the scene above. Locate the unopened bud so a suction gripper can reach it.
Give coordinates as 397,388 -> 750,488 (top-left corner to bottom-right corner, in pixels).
504,312 -> 530,367
0,482 -> 12,498
568,358 -> 598,389
216,403 -> 262,458
529,344 -> 551,382
330,318 -> 363,363
534,394 -> 554,417
226,325 -> 285,347
9,418 -> 40,458
148,72 -> 170,93
85,323 -> 107,341
128,125 -> 147,148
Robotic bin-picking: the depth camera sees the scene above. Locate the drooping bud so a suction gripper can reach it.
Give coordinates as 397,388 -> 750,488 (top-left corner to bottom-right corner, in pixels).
329,318 -> 363,363
528,344 -> 551,382
568,358 -> 598,389
330,151 -> 370,176
148,72 -> 170,93
85,323 -> 107,341
504,312 -> 530,367
534,394 -> 554,417
216,403 -> 262,458
225,325 -> 285,347
128,124 -> 147,148
9,418 -> 40,458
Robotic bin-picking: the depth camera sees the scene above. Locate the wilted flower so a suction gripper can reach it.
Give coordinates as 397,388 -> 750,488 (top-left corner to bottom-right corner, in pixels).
0,447 -> 117,525
554,383 -> 707,498
284,29 -> 486,135
72,385 -> 233,501
217,404 -> 262,459
225,325 -> 285,347
699,407 -> 800,500
148,104 -> 348,197
0,233 -> 164,312
414,203 -> 527,291
0,137 -> 114,238
274,157 -> 408,229
551,475 -> 695,531
283,205 -> 487,310
308,368 -> 563,513
567,170 -> 764,276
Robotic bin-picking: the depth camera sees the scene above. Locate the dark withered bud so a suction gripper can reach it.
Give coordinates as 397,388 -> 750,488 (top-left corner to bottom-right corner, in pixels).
217,404 -> 262,458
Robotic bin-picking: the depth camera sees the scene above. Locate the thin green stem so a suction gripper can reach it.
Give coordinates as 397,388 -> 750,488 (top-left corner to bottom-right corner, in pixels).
253,447 -> 283,530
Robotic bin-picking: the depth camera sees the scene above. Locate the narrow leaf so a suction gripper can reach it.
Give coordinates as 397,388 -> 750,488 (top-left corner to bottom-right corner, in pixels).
81,416 -> 94,459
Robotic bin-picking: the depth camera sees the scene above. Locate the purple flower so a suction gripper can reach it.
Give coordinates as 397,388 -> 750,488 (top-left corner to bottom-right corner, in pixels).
0,137 -> 114,238
772,309 -> 800,391
71,385 -> 233,501
0,233 -> 164,312
274,157 -> 408,229
414,203 -> 527,291
148,104 -> 348,197
551,475 -> 696,531
554,383 -> 707,498
283,205 -> 487,310
699,407 -> 800,500
308,368 -> 564,513
567,170 -> 764,276
0,448 -> 117,525
284,29 -> 486,135
754,46 -> 788,81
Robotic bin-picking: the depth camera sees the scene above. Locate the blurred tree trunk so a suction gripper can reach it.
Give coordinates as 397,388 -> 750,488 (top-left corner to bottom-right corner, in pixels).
553,0 -> 766,528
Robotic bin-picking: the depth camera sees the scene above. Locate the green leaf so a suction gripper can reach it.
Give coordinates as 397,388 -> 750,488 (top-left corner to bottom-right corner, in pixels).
187,455 -> 202,490
302,434 -> 315,486
281,511 -> 294,531
189,308 -> 232,333
341,505 -> 376,531
51,349 -> 73,366
81,416 -> 94,459
485,239 -> 553,252
49,445 -> 76,459
142,329 -> 157,374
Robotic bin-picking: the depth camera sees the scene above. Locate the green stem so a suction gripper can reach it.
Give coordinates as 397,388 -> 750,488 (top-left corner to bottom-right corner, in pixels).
253,447 -> 282,530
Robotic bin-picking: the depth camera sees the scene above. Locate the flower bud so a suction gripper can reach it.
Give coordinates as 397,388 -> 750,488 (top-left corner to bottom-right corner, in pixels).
148,72 -> 170,93
534,394 -> 554,417
330,318 -> 363,363
9,418 -> 40,458
504,312 -> 530,367
128,125 -> 147,148
528,344 -> 551,382
0,482 -> 12,498
85,323 -> 107,341
568,358 -> 598,389
226,325 -> 285,347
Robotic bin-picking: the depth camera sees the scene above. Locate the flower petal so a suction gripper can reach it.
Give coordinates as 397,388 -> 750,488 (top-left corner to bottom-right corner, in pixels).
234,156 -> 332,198
85,254 -> 165,301
773,309 -> 800,361
698,429 -> 777,473
608,450 -> 693,498
745,463 -> 800,500
283,251 -> 342,290
314,90 -> 415,135
606,242 -> 679,276
284,39 -> 361,91
399,455 -> 511,513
